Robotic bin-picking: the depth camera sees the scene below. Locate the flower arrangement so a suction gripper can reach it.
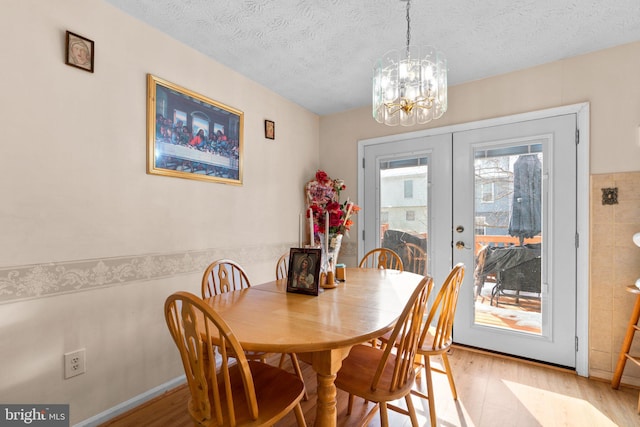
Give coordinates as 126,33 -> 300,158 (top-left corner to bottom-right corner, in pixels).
306,170 -> 360,239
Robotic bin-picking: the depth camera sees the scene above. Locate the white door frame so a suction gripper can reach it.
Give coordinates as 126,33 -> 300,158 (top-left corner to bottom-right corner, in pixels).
357,102 -> 590,376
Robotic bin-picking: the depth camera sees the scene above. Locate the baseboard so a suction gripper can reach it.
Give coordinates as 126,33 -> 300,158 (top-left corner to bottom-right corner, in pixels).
73,375 -> 186,427
590,368 -> 640,389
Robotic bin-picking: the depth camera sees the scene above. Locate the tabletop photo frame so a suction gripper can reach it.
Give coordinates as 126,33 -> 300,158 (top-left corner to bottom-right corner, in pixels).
287,248 -> 321,296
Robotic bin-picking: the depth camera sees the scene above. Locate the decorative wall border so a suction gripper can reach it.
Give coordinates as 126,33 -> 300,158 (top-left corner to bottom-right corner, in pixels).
0,241 -> 358,305
0,244 -> 286,305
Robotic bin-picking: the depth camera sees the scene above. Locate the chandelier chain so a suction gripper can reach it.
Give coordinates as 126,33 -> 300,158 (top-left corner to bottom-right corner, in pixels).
405,0 -> 411,56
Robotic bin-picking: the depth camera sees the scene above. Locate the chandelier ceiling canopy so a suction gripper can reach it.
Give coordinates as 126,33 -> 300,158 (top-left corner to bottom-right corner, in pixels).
373,0 -> 448,126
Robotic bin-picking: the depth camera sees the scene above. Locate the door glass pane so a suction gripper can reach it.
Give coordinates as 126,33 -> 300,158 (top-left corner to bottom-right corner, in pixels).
473,144 -> 543,335
379,157 -> 429,276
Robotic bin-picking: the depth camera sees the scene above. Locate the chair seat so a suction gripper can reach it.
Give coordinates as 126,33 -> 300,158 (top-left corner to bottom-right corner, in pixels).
418,328 -> 452,355
335,344 -> 416,403
192,360 -> 305,427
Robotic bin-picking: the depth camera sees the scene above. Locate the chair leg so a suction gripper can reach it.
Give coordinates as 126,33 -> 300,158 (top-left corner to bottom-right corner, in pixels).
347,394 -> 354,415
293,403 -> 307,427
379,402 -> 389,427
424,355 -> 437,427
289,353 -> 308,401
441,352 -> 458,400
414,352 -> 424,379
405,394 -> 419,427
278,353 -> 287,368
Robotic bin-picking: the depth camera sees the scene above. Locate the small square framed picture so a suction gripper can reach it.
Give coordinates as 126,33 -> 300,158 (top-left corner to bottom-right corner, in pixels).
264,119 -> 275,140
65,31 -> 94,73
286,248 -> 321,296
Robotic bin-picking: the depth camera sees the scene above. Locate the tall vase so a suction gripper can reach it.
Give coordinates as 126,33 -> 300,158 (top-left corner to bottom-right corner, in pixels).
318,233 -> 343,278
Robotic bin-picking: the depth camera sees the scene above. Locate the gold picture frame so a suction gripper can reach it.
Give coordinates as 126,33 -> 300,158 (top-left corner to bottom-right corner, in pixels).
146,74 -> 244,185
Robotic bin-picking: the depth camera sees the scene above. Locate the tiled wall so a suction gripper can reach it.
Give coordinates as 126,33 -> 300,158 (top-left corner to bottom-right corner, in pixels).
590,172 -> 640,385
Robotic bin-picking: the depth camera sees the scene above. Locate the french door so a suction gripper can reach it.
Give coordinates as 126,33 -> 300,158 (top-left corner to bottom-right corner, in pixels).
361,113 -> 578,368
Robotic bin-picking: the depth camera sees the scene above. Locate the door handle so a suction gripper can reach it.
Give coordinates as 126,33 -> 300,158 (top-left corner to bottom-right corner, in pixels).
455,241 -> 472,250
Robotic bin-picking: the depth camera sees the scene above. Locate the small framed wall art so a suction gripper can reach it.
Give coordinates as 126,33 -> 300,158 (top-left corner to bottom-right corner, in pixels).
65,31 -> 94,73
265,120 -> 275,140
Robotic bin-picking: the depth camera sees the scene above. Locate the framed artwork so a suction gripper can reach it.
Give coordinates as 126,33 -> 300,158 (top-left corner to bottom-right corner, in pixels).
265,119 -> 275,140
146,74 -> 244,185
286,248 -> 321,296
65,31 -> 94,73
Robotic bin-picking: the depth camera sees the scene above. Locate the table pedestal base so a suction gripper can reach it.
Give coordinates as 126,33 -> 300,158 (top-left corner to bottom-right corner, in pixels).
312,347 -> 352,427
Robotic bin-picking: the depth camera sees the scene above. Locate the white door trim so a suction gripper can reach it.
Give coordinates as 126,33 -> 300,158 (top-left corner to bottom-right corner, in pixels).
357,102 -> 590,376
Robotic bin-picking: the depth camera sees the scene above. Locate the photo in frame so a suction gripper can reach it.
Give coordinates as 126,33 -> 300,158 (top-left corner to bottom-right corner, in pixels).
147,74 -> 244,185
286,248 -> 322,296
264,119 -> 275,140
65,31 -> 94,73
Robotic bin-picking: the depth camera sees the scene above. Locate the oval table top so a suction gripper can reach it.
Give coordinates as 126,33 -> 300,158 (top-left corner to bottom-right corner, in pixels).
203,267 -> 424,354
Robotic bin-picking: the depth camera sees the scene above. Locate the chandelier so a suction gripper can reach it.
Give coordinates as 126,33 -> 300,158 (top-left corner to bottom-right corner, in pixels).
373,0 -> 447,126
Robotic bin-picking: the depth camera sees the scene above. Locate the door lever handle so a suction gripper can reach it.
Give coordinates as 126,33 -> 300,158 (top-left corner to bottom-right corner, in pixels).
455,241 -> 472,250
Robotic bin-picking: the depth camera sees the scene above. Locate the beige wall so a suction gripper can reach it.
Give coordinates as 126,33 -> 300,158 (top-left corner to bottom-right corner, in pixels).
320,42 -> 640,382
0,0 -> 319,423
3,0 -> 640,424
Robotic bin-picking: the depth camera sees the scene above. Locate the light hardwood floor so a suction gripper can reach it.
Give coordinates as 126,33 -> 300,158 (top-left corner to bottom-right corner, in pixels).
99,347 -> 640,427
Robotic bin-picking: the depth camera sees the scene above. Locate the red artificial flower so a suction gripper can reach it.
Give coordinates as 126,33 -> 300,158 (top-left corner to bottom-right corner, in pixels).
315,170 -> 329,183
306,169 -> 360,238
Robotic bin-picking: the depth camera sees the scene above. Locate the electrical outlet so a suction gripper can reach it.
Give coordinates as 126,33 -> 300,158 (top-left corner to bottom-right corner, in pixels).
64,348 -> 86,379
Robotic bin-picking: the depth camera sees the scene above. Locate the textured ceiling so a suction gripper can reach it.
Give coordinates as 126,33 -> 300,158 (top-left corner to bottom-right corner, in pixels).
104,0 -> 640,116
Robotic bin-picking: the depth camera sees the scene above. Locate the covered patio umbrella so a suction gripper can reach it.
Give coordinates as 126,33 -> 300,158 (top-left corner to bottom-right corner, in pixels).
508,154 -> 542,246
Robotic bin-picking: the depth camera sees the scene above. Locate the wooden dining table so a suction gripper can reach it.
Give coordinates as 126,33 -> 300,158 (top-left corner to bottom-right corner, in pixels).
203,267 -> 424,427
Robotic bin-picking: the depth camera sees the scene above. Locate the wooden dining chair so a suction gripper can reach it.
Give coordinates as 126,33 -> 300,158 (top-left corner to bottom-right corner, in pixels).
164,291 -> 307,427
334,275 -> 432,427
359,248 -> 404,348
358,248 -> 404,271
201,259 -> 252,297
201,258 -> 308,400
275,251 -> 289,280
273,252 -> 310,400
404,242 -> 427,276
412,263 -> 465,427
